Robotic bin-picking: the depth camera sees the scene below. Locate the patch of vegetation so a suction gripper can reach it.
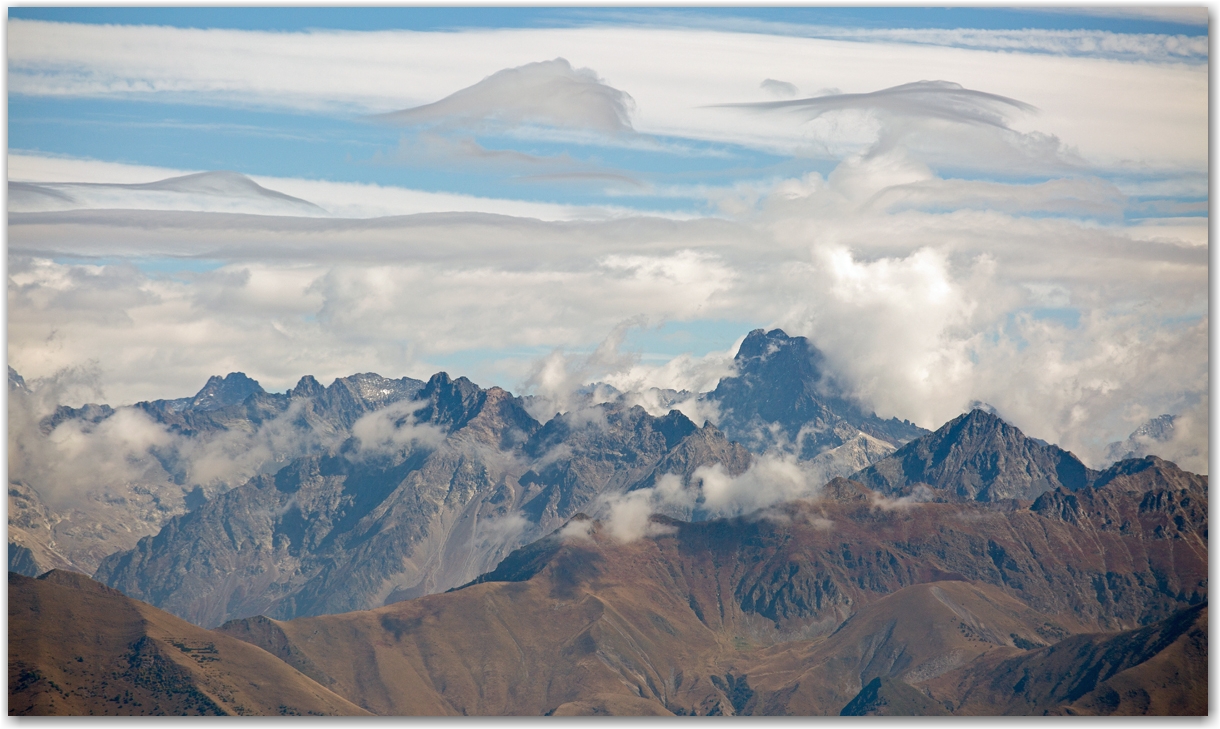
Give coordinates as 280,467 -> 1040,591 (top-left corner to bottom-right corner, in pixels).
123,637 -> 226,715
12,666 -> 43,693
1010,633 -> 1041,650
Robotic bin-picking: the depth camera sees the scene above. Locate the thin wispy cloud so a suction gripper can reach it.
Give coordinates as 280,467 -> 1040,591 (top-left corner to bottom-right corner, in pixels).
587,11 -> 1210,63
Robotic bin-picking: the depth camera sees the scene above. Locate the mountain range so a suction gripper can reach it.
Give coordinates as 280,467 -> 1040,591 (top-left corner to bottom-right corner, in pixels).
8,327 -> 1208,715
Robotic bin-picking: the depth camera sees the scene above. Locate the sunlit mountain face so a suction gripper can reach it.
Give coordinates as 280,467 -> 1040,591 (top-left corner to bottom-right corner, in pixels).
6,7 -> 1208,717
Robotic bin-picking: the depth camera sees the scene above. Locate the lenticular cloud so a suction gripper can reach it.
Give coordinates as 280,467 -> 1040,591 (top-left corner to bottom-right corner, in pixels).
714,80 -> 1036,129
376,58 -> 636,135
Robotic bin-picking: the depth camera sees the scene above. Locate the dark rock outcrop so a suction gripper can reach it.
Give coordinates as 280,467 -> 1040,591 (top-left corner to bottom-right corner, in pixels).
840,676 -> 949,716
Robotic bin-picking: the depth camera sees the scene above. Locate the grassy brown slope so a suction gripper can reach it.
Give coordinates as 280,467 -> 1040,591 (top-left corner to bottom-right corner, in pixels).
220,532 -> 723,715
732,580 -> 1071,715
656,484 -> 1204,639
219,477 -> 1207,716
925,602 -> 1207,716
8,571 -> 369,716
217,536 -> 1080,716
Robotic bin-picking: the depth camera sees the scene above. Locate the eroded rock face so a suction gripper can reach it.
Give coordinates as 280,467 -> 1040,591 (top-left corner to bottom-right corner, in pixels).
661,481 -> 1205,637
924,603 -> 1208,716
10,367 -> 428,574
95,375 -> 751,627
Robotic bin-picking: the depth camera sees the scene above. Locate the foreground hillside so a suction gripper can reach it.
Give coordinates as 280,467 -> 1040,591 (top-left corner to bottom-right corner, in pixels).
11,460 -> 1206,715
8,571 -> 368,716
213,470 -> 1206,715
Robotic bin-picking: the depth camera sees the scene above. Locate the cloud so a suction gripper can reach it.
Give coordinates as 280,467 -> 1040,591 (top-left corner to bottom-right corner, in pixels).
594,453 -> 823,542
381,133 -> 646,191
761,78 -> 798,98
1148,396 -> 1207,474
714,81 -> 1078,177
6,367 -> 351,510
519,318 -> 647,418
715,80 -> 1036,130
9,153 -> 661,221
558,516 -> 596,543
807,26 -> 1207,63
596,11 -> 1208,62
351,398 -> 448,457
693,455 -> 815,513
514,314 -> 740,425
860,176 -> 1127,220
375,58 -> 635,135
9,172 -> 328,216
869,484 -> 937,511
8,21 -> 1206,171
602,473 -> 693,542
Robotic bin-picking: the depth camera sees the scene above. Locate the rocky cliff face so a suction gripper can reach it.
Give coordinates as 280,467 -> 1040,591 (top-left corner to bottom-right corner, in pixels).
8,367 -> 426,574
705,328 -> 927,460
94,373 -> 750,627
135,371 -> 425,438
851,409 -> 1095,502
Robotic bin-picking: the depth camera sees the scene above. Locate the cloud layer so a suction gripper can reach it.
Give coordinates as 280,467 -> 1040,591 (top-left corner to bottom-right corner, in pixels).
9,20 -> 1207,169
8,151 -> 1206,470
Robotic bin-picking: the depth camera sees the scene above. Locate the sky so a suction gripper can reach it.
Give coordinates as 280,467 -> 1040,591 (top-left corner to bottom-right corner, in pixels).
5,6 -> 1210,470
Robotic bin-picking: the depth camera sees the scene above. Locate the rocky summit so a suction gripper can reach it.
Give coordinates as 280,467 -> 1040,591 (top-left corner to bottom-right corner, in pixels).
705,328 -> 927,458
851,408 -> 1096,502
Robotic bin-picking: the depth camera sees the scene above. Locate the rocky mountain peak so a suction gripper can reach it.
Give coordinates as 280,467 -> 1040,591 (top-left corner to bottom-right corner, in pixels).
707,328 -> 926,456
189,372 -> 265,411
852,408 -> 1095,502
414,372 -> 489,432
713,329 -> 828,426
654,409 -> 699,449
451,386 -> 541,447
290,374 -> 325,398
1105,414 -> 1178,464
1091,455 -> 1207,494
735,328 -> 821,370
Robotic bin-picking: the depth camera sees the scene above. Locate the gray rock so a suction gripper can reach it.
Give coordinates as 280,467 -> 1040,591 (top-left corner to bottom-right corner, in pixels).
852,409 -> 1095,502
